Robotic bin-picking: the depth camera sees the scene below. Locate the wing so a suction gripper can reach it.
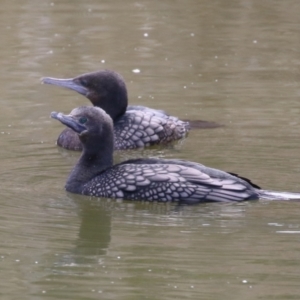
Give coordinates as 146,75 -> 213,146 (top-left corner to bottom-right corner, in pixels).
122,158 -> 260,190
82,163 -> 258,203
113,109 -> 189,150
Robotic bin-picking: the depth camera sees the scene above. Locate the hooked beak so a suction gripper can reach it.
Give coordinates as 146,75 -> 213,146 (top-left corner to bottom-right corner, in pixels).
51,111 -> 87,134
42,77 -> 88,96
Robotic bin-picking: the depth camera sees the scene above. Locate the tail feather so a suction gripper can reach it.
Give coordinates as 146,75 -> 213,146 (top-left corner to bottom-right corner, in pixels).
258,190 -> 300,200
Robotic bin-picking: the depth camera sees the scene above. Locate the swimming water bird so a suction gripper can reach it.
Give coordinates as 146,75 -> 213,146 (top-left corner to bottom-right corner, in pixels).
51,106 -> 300,202
42,70 -> 193,150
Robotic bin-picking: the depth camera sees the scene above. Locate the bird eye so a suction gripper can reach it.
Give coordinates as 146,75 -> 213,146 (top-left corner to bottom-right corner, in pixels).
79,117 -> 87,124
80,78 -> 88,86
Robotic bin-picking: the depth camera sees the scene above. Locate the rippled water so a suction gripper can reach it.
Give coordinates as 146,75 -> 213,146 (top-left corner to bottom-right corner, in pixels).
1,0 -> 300,299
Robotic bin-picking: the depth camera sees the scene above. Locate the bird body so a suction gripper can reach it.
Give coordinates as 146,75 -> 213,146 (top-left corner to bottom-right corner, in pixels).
77,159 -> 259,203
43,70 -> 190,150
51,106 -> 300,203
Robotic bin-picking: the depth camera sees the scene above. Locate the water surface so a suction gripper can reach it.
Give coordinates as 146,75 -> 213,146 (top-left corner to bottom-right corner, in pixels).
1,0 -> 300,299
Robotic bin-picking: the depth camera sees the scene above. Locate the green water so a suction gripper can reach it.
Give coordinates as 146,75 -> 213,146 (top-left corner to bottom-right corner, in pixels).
1,0 -> 300,299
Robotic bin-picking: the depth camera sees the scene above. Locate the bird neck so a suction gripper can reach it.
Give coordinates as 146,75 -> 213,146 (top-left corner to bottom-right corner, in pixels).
89,82 -> 128,120
101,101 -> 127,121
65,136 -> 114,193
